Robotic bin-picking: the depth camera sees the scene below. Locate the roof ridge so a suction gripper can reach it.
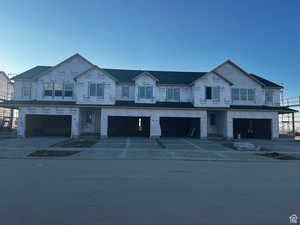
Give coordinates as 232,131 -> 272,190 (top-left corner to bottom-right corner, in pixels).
103,68 -> 206,74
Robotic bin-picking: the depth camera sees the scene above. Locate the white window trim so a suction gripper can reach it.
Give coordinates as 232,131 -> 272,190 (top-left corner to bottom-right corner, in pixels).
232,88 -> 256,102
138,86 -> 153,100
121,86 -> 130,99
88,82 -> 104,98
265,90 -> 274,104
166,87 -> 180,102
22,87 -> 31,98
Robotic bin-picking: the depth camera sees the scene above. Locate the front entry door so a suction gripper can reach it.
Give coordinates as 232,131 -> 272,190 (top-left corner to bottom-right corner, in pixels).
81,111 -> 99,134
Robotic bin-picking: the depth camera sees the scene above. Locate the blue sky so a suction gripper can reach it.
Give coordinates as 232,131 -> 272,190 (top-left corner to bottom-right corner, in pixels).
0,0 -> 299,96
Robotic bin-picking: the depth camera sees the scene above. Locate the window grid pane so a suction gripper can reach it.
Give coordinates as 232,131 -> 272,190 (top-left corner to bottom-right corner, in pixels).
64,83 -> 73,97
166,88 -> 173,100
23,87 -> 30,97
139,87 -> 145,98
122,86 -> 129,98
232,88 -> 239,101
146,87 -> 153,98
96,84 -> 104,97
240,89 -> 247,101
212,87 -> 220,101
44,82 -> 53,96
55,82 -> 63,96
174,88 -> 180,101
90,83 -> 96,96
265,90 -> 273,103
248,89 -> 255,101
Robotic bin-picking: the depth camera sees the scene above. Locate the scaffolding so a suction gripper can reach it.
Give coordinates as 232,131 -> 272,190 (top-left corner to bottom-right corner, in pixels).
279,94 -> 300,139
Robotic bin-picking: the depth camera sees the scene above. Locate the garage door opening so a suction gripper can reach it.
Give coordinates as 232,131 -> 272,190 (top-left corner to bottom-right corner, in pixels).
160,117 -> 200,138
233,119 -> 272,139
26,115 -> 72,137
108,116 -> 150,137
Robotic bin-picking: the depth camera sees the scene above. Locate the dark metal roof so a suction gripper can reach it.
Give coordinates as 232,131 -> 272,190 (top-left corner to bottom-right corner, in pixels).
0,100 -> 296,112
249,74 -> 283,88
12,66 -> 51,80
115,101 -> 195,108
103,68 -> 205,84
230,105 -> 296,112
12,65 -> 282,88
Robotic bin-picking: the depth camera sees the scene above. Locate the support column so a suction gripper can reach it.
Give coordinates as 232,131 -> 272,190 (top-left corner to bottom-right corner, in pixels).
150,113 -> 161,138
226,111 -> 233,139
71,109 -> 80,138
200,111 -> 207,139
292,112 -> 295,140
272,112 -> 279,139
17,108 -> 25,137
100,111 -> 108,138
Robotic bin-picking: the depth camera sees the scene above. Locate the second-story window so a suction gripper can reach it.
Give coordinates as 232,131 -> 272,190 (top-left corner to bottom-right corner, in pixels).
122,86 -> 129,98
232,88 -> 256,102
55,82 -> 63,96
44,82 -> 53,96
138,86 -> 153,99
265,90 -> 273,104
89,83 -> 104,98
240,88 -> 247,101
205,86 -> 220,102
166,88 -> 180,101
22,87 -> 31,97
64,83 -> 73,97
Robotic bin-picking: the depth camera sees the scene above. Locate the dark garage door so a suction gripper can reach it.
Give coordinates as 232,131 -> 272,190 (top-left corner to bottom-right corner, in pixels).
233,119 -> 272,139
26,115 -> 72,137
160,117 -> 200,138
108,116 -> 150,137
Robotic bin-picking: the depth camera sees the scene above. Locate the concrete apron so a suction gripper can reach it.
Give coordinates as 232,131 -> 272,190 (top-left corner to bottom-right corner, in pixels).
0,146 -> 297,162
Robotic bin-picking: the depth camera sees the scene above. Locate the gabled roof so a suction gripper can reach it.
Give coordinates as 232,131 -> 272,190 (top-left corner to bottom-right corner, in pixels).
191,71 -> 233,86
74,65 -> 119,82
249,73 -> 283,88
32,53 -> 94,81
11,66 -> 51,80
0,71 -> 13,83
10,55 -> 283,88
132,71 -> 159,82
212,60 -> 269,87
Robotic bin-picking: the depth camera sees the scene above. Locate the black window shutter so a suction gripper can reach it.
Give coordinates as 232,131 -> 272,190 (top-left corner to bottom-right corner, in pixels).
206,87 -> 212,99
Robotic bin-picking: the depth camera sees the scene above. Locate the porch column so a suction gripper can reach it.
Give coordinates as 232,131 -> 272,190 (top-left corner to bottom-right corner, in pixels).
17,108 -> 25,137
272,112 -> 279,139
150,114 -> 161,138
226,112 -> 234,139
100,112 -> 108,138
292,112 -> 295,139
71,109 -> 80,138
200,111 -> 207,139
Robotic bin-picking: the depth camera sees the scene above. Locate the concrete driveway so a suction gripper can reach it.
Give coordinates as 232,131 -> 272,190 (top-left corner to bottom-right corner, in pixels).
0,159 -> 299,225
0,137 -> 299,161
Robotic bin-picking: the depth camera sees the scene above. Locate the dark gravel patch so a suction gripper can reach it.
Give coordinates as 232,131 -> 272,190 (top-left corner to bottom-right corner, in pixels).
51,138 -> 98,148
258,152 -> 300,160
28,150 -> 80,157
155,139 -> 166,149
